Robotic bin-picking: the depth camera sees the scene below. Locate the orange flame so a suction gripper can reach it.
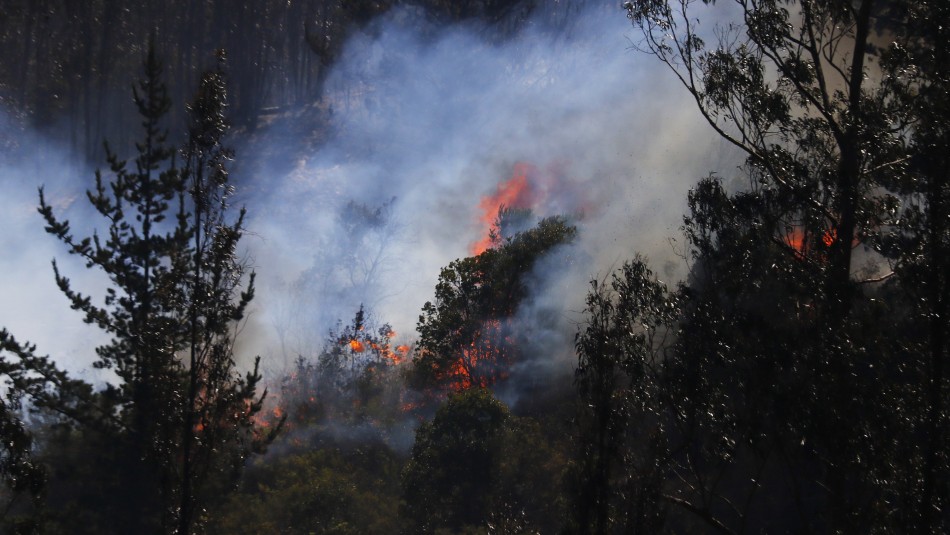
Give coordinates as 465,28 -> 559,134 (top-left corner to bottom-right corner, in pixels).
425,319 -> 510,391
349,339 -> 365,352
469,161 -> 593,255
471,163 -> 535,255
784,226 -> 852,260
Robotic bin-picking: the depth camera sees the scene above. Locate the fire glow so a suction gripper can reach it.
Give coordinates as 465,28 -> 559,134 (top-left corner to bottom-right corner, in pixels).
470,161 -> 588,255
471,163 -> 535,255
784,226 -> 854,261
442,319 -> 511,392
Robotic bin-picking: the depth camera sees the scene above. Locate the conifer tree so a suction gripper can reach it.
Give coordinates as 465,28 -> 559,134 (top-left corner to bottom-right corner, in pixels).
31,43 -> 268,534
176,53 -> 269,534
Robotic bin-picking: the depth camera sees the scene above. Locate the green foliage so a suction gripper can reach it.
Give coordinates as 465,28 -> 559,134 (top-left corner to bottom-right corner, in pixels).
177,52 -> 269,535
412,215 -> 576,391
402,388 -> 510,532
402,388 -> 561,534
877,0 -> 950,529
569,258 -> 678,534
0,333 -> 46,533
33,42 -> 189,532
210,446 -> 403,535
626,0 -> 901,312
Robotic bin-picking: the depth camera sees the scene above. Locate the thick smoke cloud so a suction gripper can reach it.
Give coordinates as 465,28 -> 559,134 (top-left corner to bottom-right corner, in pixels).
0,3 -> 734,393
0,119 -> 113,382
247,3 -> 732,382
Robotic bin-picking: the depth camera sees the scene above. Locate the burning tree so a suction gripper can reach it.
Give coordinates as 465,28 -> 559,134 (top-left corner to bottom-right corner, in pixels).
412,213 -> 576,392
265,305 -> 412,449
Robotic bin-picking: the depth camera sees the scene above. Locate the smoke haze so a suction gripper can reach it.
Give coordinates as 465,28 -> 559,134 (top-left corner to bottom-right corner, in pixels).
0,3 -> 734,392
246,4 -> 732,382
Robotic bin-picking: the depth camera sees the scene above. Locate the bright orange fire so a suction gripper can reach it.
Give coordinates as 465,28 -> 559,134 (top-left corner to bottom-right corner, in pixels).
469,161 -> 592,255
471,163 -> 536,255
433,319 -> 510,391
784,225 -> 853,260
349,339 -> 365,352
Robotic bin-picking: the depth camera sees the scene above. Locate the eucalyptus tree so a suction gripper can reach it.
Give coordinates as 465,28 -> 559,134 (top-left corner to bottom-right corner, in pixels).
562,0 -> 950,531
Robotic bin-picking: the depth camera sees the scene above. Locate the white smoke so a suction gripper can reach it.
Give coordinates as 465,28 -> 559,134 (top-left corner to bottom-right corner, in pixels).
245,3 -> 734,383
0,2 -> 737,396
0,119 -> 114,384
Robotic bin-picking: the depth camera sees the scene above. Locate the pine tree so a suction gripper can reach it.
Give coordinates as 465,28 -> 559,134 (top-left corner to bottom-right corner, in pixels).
176,53 -> 268,534
31,43 -> 268,533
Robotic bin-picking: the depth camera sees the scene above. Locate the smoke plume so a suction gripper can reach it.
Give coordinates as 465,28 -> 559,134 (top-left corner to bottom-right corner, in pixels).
245,3 -> 731,389
0,2 -> 734,402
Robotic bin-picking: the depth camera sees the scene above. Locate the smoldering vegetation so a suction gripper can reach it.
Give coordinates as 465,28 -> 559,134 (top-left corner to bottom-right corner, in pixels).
235,1 -> 728,468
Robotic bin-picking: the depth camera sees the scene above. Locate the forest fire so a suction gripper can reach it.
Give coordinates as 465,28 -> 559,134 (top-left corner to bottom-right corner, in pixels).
471,163 -> 535,255
444,319 -> 511,391
470,161 -> 588,255
381,344 -> 411,365
784,226 -> 854,260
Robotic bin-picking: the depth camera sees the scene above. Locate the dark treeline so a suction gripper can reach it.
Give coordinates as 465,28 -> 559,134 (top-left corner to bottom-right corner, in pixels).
1,0 -> 949,533
0,0 -> 389,160
0,0 -> 590,162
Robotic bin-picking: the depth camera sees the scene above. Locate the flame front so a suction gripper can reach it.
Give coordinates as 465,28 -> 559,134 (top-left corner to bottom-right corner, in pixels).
471,163 -> 535,255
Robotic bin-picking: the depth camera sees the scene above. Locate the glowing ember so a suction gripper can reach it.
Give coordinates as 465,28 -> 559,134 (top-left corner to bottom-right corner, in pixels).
786,229 -> 806,253
400,401 -> 423,413
822,228 -> 837,247
784,225 -> 854,260
427,319 -> 510,391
